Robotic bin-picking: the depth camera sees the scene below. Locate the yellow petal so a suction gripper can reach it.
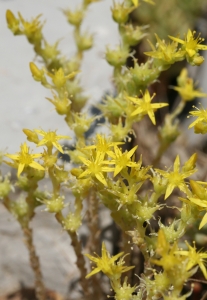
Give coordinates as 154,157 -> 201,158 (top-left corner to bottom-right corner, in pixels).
17,163 -> 25,177
199,212 -> 207,229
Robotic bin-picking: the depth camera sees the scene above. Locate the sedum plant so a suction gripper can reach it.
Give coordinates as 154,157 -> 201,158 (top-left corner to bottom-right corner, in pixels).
2,0 -> 207,299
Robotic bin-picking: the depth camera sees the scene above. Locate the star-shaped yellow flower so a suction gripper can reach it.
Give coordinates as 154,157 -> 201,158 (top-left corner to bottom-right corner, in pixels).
46,68 -> 78,88
107,145 -> 138,176
126,90 -> 168,125
176,241 -> 207,279
169,30 -> 207,65
155,155 -> 197,199
35,129 -> 70,153
173,81 -> 207,102
83,134 -> 123,159
144,34 -> 185,66
169,30 -> 207,57
85,242 -> 134,279
172,68 -> 207,102
5,142 -> 44,177
188,106 -> 207,130
78,152 -> 114,186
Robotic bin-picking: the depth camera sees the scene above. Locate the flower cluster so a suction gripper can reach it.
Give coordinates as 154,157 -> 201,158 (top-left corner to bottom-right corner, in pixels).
3,1 -> 207,300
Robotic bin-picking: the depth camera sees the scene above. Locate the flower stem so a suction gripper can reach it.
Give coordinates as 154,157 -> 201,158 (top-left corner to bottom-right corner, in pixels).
55,212 -> 90,296
86,189 -> 104,299
22,225 -> 46,300
86,188 -> 100,253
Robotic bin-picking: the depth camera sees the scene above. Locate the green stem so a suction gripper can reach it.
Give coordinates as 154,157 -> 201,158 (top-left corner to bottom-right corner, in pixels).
48,167 -> 60,197
169,99 -> 185,122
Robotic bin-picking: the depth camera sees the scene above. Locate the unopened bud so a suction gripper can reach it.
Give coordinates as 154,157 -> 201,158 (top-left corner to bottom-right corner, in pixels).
6,10 -> 21,35
105,45 -> 129,67
23,128 -> 39,144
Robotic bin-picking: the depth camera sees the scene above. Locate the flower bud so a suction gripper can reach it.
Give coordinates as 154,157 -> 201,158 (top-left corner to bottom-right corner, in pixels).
39,41 -> 60,62
71,168 -> 82,177
29,62 -> 47,85
182,153 -> 197,172
180,203 -> 193,224
50,68 -> 66,88
16,176 -> 29,191
23,128 -> 39,144
11,198 -> 29,225
54,166 -> 69,183
129,60 -> 159,87
62,212 -> 82,232
27,167 -> 45,181
121,24 -> 147,46
151,172 -> 168,195
194,122 -> 207,134
46,94 -> 71,115
111,3 -> 134,24
189,55 -> 205,66
42,150 -> 57,168
65,57 -> 81,74
190,180 -> 207,200
6,10 -> 21,35
63,8 -> 84,27
56,99 -> 71,115
67,113 -> 95,138
105,45 -> 129,67
176,68 -> 188,87
0,176 -> 13,199
75,32 -> 93,51
45,196 -> 65,213
47,68 -> 78,89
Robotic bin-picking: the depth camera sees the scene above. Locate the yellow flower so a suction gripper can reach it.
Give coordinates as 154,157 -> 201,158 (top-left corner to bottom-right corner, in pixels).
179,180 -> 207,229
188,106 -> 207,130
46,92 -> 71,115
107,145 -> 138,176
85,242 -> 134,279
78,152 -> 114,186
144,34 -> 185,66
18,12 -> 44,44
174,81 -> 207,102
186,196 -> 207,230
151,229 -> 182,271
35,129 -> 70,153
83,134 -> 123,159
126,90 -> 168,125
5,142 -> 44,177
172,68 -> 207,101
46,68 -> 78,88
169,30 -> 207,65
176,241 -> 207,279
155,154 -> 197,199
